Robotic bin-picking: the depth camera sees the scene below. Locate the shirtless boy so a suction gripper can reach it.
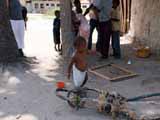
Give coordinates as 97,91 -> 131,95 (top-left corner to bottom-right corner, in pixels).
67,36 -> 89,87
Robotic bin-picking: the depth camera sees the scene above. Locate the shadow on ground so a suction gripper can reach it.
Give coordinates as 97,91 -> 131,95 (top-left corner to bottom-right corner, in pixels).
0,42 -> 160,119
0,56 -> 110,120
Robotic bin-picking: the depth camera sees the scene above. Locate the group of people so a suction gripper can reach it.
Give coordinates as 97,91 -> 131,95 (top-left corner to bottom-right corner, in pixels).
66,0 -> 121,87
53,0 -> 121,59
6,0 -> 27,57
85,0 -> 121,59
6,0 -> 121,88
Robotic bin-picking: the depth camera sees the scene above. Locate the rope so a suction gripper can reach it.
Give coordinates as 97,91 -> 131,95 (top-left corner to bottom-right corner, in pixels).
127,93 -> 160,102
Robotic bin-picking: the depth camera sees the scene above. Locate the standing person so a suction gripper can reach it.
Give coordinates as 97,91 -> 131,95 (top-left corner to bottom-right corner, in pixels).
76,7 -> 90,41
111,0 -> 121,59
22,6 -> 28,30
72,0 -> 81,37
6,0 -> 25,57
53,10 -> 61,51
84,0 -> 100,50
95,0 -> 112,59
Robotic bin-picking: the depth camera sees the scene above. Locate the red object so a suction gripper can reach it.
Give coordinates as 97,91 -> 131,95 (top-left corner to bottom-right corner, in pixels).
56,82 -> 65,89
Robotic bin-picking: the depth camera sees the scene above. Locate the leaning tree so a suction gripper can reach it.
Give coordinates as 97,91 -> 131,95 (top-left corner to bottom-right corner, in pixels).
60,0 -> 82,57
60,0 -> 73,57
0,0 -> 18,63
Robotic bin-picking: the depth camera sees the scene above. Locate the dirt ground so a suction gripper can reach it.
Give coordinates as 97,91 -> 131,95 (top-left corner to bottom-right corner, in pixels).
0,14 -> 160,120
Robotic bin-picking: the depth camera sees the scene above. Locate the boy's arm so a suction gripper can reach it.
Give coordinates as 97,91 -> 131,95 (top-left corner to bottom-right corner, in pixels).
67,57 -> 76,79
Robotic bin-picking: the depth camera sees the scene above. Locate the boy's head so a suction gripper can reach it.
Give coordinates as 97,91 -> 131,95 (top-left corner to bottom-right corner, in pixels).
55,10 -> 60,18
113,0 -> 120,8
74,36 -> 87,51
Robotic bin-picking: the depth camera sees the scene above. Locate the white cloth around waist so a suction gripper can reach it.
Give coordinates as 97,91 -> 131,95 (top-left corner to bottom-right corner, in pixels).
10,20 -> 25,49
72,64 -> 87,87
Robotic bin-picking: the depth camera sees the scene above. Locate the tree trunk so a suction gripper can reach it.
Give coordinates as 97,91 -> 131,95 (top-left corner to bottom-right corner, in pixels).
60,0 -> 74,57
0,0 -> 18,62
130,0 -> 160,54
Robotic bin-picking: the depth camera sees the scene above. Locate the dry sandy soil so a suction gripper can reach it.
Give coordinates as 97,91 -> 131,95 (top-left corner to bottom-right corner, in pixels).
0,14 -> 160,120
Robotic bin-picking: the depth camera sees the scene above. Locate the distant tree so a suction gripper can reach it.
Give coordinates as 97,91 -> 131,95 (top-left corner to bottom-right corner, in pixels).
0,0 -> 18,62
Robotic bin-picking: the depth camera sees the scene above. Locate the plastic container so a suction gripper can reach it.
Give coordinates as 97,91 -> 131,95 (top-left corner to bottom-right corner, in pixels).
136,46 -> 151,58
127,60 -> 132,65
56,81 -> 65,89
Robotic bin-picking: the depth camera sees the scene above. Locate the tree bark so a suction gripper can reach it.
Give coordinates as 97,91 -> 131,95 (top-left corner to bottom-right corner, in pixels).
60,0 -> 74,58
130,0 -> 160,53
0,0 -> 18,62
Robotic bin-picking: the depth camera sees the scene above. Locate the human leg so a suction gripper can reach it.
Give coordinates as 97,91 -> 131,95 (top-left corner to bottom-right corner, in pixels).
54,30 -> 60,51
95,24 -> 101,52
54,44 -> 58,51
58,44 -> 61,51
88,19 -> 97,50
112,31 -> 121,58
99,21 -> 112,58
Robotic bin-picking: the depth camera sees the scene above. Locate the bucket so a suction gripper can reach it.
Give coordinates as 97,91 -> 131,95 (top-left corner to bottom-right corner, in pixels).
136,47 -> 151,58
56,81 -> 65,89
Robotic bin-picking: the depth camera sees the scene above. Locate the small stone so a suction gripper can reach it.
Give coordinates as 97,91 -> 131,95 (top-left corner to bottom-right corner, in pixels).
4,97 -> 7,100
16,114 -> 22,119
127,60 -> 131,65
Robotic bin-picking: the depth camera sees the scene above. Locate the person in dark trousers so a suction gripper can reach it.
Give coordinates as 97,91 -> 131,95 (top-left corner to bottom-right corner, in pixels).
53,10 -> 61,52
22,6 -> 28,30
95,0 -> 112,59
84,4 -> 99,50
111,0 -> 121,59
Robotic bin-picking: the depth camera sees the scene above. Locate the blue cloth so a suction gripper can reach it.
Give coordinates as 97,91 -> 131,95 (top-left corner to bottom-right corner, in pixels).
95,0 -> 112,22
111,31 -> 121,58
9,0 -> 23,20
99,20 -> 112,57
53,18 -> 60,44
53,18 -> 60,31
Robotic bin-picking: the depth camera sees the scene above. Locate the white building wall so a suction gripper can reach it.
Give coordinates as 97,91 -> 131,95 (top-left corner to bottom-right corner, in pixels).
32,1 -> 60,13
24,0 -> 89,13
